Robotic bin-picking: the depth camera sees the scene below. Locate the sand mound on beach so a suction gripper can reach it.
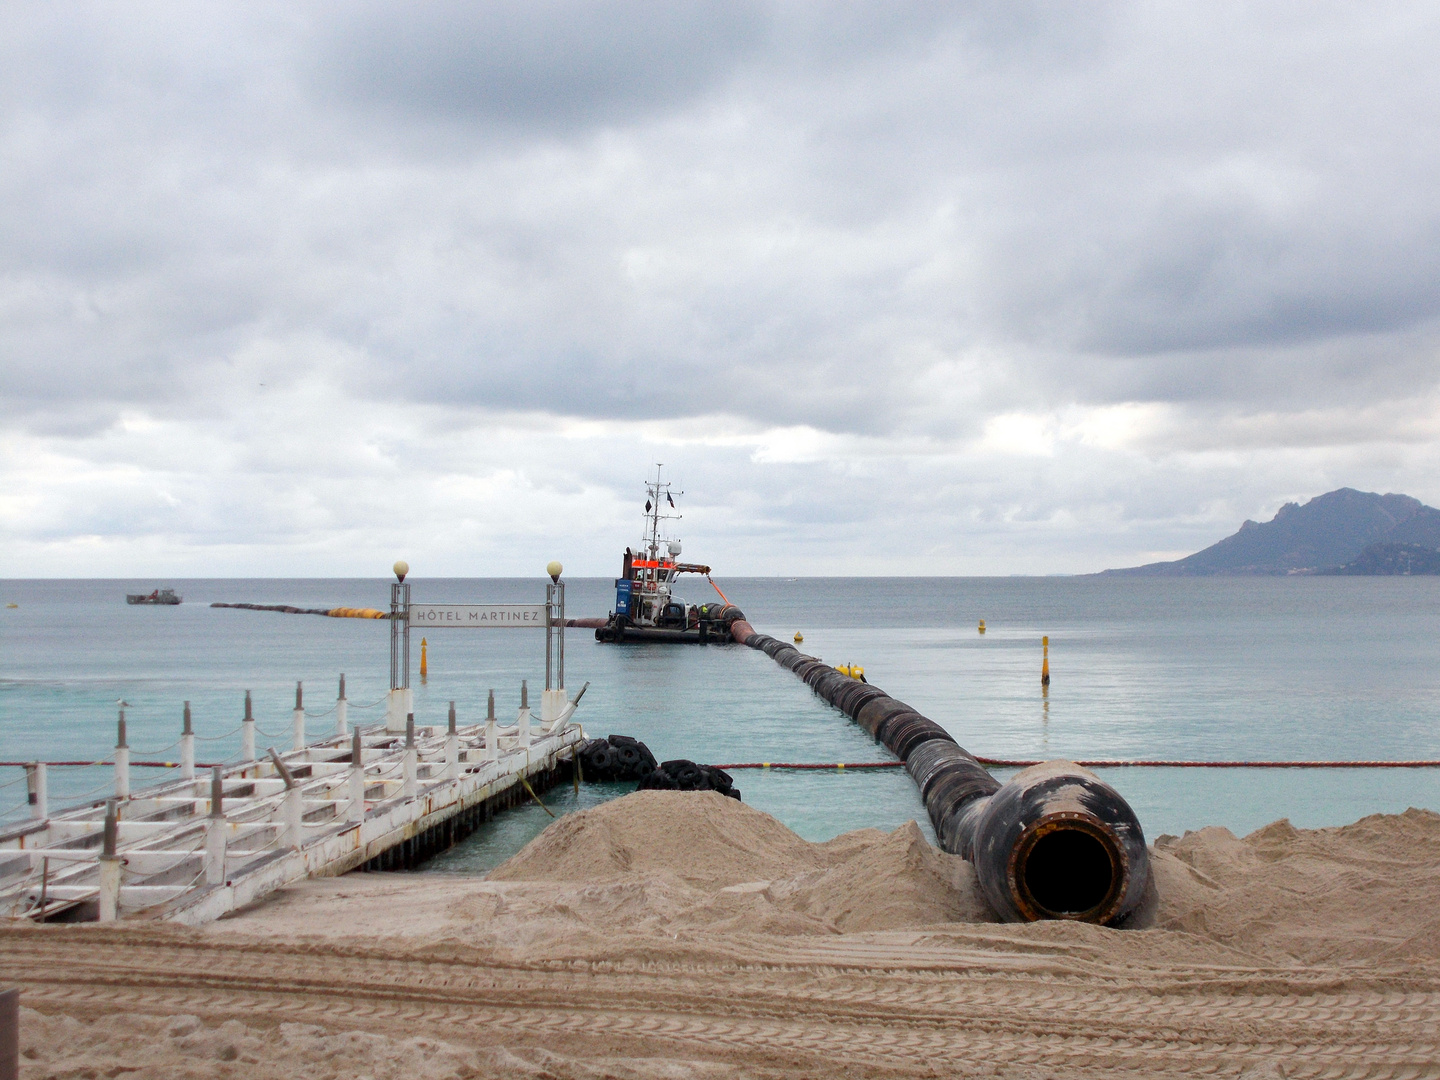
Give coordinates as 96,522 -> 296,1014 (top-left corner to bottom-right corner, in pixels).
489,790 -> 828,886
486,790 -> 990,933
1150,806 -> 1440,965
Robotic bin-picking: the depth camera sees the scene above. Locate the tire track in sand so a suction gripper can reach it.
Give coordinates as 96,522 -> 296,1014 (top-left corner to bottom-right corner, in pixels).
4,930 -> 1439,1079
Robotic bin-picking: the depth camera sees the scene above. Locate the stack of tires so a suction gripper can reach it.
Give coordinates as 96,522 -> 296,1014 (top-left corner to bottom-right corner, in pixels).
636,759 -> 741,800
740,632 -> 995,857
576,734 -> 658,782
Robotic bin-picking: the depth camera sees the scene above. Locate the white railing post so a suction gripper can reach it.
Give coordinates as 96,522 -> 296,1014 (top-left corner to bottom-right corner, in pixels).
26,762 -> 47,820
445,701 -> 459,780
292,681 -> 305,752
114,709 -> 130,799
347,729 -> 365,823
335,674 -> 348,736
268,749 -> 303,850
403,715 -> 418,800
485,690 -> 498,762
98,800 -> 121,922
180,701 -> 195,780
204,767 -> 227,886
241,691 -> 256,764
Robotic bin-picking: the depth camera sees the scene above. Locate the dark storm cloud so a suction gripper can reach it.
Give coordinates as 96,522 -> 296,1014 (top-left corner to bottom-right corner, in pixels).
314,0 -> 768,131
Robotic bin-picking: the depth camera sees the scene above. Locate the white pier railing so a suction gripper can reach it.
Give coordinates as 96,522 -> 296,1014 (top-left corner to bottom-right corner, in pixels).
0,707 -> 583,926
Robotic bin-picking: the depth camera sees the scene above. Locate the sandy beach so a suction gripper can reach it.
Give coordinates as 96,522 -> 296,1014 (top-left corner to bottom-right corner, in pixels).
6,790 -> 1440,1078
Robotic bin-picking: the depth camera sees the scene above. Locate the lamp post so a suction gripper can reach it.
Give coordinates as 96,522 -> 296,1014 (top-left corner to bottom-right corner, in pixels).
543,561 -> 567,724
387,561 -> 411,733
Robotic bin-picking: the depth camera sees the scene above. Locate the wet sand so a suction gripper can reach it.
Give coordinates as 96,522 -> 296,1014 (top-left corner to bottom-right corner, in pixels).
7,790 -> 1440,1078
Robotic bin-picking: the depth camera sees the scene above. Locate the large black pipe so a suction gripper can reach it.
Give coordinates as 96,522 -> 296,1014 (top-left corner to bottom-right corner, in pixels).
732,622 -> 1150,926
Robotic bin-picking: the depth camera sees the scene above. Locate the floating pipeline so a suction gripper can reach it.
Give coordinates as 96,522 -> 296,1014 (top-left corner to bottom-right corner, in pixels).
728,619 -> 1151,927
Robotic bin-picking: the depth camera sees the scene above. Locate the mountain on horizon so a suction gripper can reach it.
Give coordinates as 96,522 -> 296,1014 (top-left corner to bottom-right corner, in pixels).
1101,488 -> 1440,576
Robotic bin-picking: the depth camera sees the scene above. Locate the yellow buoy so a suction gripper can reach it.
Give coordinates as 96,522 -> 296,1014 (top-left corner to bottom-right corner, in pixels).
1041,635 -> 1050,686
420,637 -> 428,678
978,619 -> 986,634
794,631 -> 804,643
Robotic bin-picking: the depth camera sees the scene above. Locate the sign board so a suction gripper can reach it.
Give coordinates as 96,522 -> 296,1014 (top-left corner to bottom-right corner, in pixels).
408,604 -> 547,628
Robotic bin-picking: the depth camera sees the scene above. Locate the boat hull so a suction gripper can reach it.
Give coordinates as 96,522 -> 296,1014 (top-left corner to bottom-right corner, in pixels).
595,619 -> 733,645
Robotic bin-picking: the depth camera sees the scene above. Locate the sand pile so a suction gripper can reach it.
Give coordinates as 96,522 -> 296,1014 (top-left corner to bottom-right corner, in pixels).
1149,806 -> 1440,966
488,790 -> 832,886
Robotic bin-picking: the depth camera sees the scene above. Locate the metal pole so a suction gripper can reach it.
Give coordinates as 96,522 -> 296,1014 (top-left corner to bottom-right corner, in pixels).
403,714 -> 418,799
446,701 -> 459,780
347,729 -> 365,823
557,579 -> 566,690
241,691 -> 256,764
0,987 -> 18,1080
545,581 -> 554,692
114,709 -> 129,800
26,762 -> 46,820
205,767 -> 226,885
335,673 -> 348,736
292,681 -> 305,752
485,690 -> 498,762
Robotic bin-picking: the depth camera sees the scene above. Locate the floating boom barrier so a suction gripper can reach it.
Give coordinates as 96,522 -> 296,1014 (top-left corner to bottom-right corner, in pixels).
211,603 -> 388,619
729,619 -> 1151,926
211,603 -> 609,629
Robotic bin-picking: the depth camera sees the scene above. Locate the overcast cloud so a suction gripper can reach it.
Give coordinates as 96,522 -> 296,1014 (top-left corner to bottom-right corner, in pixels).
3,1 -> 1439,577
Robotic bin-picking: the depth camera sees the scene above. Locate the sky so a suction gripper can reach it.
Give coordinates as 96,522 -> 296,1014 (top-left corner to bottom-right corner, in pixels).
3,1 -> 1440,577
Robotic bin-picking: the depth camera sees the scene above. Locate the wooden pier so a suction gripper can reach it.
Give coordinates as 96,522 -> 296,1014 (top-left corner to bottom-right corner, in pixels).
0,708 -> 584,926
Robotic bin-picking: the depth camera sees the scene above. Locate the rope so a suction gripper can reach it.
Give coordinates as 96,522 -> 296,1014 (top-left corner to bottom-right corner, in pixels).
129,736 -> 183,756
348,695 -> 389,710
710,758 -> 1440,771
0,770 -> 31,791
195,724 -> 244,742
120,837 -> 206,879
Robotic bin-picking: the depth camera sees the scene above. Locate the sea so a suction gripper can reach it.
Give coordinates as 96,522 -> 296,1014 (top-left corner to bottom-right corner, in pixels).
4,576 -> 1439,873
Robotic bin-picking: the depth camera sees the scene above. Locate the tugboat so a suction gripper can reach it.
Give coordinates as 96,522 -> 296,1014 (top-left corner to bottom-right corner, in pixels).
126,587 -> 182,605
596,468 -> 745,644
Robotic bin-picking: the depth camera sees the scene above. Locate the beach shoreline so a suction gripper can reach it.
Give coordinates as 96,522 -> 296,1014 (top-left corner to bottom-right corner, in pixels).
7,791 -> 1440,1077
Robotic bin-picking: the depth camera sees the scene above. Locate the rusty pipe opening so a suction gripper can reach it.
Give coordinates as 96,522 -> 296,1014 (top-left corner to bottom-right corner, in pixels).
1011,815 -> 1126,923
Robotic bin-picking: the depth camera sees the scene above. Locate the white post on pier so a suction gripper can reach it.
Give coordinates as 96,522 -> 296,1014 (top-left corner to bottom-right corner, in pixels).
485,690 -> 498,762
241,691 -> 256,764
98,799 -> 120,922
26,762 -> 47,820
445,701 -> 459,780
268,749 -> 303,850
114,707 -> 130,800
403,715 -> 418,800
292,682 -> 305,752
386,562 -> 412,734
517,680 -> 531,747
180,701 -> 195,780
347,729 -> 365,823
204,767 -> 227,886
335,674 -> 348,736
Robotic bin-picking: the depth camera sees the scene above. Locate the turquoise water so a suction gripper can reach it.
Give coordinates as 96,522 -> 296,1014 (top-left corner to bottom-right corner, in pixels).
4,577 -> 1440,871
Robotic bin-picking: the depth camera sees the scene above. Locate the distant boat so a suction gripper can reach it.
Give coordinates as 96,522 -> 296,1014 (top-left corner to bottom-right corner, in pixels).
127,588 -> 182,605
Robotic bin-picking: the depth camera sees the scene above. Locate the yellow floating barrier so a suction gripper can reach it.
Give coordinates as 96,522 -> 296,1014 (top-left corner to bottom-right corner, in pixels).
326,607 -> 388,619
